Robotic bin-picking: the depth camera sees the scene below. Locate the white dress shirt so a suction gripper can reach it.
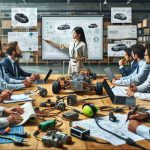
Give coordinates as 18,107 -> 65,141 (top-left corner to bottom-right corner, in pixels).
136,110 -> 150,139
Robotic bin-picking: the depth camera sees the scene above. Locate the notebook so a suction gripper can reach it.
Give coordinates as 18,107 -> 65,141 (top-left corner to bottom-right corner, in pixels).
34,69 -> 52,84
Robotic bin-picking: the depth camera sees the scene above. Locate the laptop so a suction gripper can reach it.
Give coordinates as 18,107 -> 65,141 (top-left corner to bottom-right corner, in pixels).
104,67 -> 115,82
34,69 -> 52,84
102,79 -> 135,106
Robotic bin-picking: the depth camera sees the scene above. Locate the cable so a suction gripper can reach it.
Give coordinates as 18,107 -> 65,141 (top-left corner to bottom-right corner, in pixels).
81,96 -> 108,101
94,115 -> 147,150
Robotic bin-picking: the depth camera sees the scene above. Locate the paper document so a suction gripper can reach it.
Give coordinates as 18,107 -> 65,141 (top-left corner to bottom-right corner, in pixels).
72,114 -> 144,146
17,102 -> 36,125
3,94 -> 33,103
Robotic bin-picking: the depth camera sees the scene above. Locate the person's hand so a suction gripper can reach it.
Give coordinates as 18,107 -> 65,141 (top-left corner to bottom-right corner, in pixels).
128,120 -> 141,133
0,90 -> 13,102
7,114 -> 22,126
129,84 -> 137,92
23,80 -> 33,88
112,79 -> 116,84
129,112 -> 149,121
127,88 -> 135,96
3,107 -> 24,116
119,59 -> 126,66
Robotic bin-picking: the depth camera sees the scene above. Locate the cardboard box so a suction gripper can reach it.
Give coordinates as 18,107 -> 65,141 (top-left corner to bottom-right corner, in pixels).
144,28 -> 150,35
2,20 -> 11,28
137,23 -> 142,28
143,19 -> 150,27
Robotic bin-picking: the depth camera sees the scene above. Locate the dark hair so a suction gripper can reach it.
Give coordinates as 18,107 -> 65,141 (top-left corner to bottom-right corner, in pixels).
144,42 -> 150,57
7,41 -> 18,48
125,47 -> 132,57
131,44 -> 146,59
6,46 -> 16,55
73,27 -> 86,44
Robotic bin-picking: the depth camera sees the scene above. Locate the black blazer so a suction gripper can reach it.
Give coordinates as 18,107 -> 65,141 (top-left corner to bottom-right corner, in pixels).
1,57 -> 32,80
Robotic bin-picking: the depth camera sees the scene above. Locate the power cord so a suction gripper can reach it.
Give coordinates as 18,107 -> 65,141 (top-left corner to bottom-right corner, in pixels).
94,115 -> 147,150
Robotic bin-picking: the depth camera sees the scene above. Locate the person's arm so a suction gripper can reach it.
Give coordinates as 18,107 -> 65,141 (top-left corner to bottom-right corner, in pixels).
0,78 -> 25,90
45,40 -> 69,50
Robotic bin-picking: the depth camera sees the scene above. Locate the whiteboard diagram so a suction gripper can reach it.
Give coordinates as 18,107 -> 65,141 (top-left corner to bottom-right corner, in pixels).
8,32 -> 38,51
108,25 -> 137,39
42,16 -> 103,60
11,8 -> 37,27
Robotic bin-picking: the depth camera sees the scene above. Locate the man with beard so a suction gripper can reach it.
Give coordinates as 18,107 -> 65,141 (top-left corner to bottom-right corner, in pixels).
0,44 -> 32,90
2,41 -> 40,80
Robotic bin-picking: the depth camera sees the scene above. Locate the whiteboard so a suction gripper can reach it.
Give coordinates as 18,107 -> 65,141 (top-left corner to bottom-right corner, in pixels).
42,16 -> 103,60
108,25 -> 137,39
11,8 -> 37,27
8,32 -> 38,51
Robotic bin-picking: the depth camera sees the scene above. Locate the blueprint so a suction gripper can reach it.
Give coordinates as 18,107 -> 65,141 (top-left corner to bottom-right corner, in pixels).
72,114 -> 144,146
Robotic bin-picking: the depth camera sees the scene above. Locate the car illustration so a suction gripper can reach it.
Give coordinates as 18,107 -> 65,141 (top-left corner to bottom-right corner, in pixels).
114,13 -> 127,20
111,44 -> 127,51
88,23 -> 98,28
57,24 -> 70,30
15,13 -> 29,23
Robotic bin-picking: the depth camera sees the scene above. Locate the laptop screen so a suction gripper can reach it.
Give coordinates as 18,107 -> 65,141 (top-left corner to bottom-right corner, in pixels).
102,79 -> 115,103
104,67 -> 115,82
44,69 -> 52,83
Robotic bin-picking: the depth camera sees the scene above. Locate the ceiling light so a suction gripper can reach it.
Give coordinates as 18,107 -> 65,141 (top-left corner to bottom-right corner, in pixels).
127,0 -> 132,4
103,0 -> 108,5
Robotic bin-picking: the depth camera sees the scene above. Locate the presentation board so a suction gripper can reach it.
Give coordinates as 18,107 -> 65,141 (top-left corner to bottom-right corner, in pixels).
42,16 -> 103,60
11,8 -> 37,27
108,40 -> 136,57
108,25 -> 137,39
8,32 -> 38,51
111,7 -> 132,23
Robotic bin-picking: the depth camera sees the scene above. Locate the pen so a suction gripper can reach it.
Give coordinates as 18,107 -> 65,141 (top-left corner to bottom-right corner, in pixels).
125,104 -> 139,123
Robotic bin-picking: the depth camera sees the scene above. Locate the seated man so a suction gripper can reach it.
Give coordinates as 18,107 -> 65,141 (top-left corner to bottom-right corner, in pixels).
0,106 -> 23,128
128,112 -> 150,139
119,47 -> 138,77
2,41 -> 40,80
112,44 -> 150,86
127,48 -> 150,100
0,45 -> 32,90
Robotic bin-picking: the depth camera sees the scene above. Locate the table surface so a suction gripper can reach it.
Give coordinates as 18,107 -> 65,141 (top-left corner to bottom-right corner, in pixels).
0,74 -> 150,150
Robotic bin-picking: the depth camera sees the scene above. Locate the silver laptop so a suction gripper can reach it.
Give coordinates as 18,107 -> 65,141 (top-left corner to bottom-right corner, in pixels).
34,69 -> 52,84
104,67 -> 115,82
102,79 -> 135,106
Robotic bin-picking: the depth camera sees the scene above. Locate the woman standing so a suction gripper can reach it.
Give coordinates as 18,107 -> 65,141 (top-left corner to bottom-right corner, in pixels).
46,27 -> 88,74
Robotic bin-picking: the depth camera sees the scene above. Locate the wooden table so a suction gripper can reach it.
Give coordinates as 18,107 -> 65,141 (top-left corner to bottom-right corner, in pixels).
0,74 -> 150,150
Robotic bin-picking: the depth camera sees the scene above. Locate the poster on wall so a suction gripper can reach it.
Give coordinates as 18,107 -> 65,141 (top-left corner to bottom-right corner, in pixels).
42,16 -> 103,60
8,32 -> 38,51
111,7 -> 132,23
11,8 -> 37,27
108,25 -> 137,39
108,40 -> 136,57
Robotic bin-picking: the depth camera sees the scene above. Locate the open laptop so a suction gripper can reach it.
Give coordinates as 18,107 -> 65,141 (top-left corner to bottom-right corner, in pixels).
104,67 -> 115,82
34,69 -> 52,84
102,79 -> 135,106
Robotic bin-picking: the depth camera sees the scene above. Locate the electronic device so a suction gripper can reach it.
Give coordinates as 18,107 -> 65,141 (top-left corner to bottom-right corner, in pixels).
39,120 -> 56,131
70,126 -> 90,139
62,111 -> 79,120
102,79 -> 135,106
104,67 -> 115,82
46,130 -> 72,144
34,86 -> 48,97
55,100 -> 66,111
34,69 -> 52,84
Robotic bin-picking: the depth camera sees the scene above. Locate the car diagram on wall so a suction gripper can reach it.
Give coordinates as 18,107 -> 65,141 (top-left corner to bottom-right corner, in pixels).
11,8 -> 37,27
111,7 -> 132,23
